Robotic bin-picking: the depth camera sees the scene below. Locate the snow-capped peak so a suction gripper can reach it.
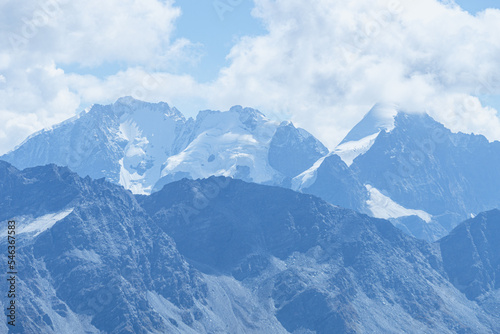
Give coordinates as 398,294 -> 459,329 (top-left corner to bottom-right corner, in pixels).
111,99 -> 190,194
334,103 -> 398,166
340,103 -> 398,145
159,106 -> 279,187
229,105 -> 266,118
291,154 -> 330,191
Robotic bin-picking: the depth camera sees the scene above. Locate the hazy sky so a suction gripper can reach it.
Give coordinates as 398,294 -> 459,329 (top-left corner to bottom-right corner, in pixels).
1,0 -> 500,154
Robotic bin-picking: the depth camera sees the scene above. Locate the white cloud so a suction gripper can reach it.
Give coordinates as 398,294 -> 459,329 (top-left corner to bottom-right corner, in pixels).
0,0 -> 186,67
205,0 -> 500,147
0,0 -> 194,154
1,0 -> 500,155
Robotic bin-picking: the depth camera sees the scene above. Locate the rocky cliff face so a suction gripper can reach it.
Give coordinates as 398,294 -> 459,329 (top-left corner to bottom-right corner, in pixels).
293,154 -> 367,212
440,209 -> 500,300
352,113 -> 500,231
140,177 -> 500,334
0,162 -> 284,333
268,121 -> 328,180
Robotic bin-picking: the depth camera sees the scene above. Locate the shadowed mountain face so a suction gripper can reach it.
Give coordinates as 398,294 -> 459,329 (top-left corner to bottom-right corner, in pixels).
268,121 -> 328,179
297,110 -> 500,242
296,154 -> 368,212
0,162 -> 292,333
440,209 -> 500,300
0,161 -> 210,333
1,161 -> 499,333
351,113 -> 500,231
140,177 -> 500,334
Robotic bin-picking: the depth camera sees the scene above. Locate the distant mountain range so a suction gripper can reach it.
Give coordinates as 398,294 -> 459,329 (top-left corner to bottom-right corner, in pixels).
1,161 -> 499,333
1,97 -> 326,195
3,97 -> 500,243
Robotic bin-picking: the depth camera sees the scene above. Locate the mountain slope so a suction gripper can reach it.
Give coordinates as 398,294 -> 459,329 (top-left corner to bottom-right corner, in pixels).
292,153 -> 367,211
268,121 -> 328,180
334,103 -> 397,166
0,162 -> 286,333
1,161 -> 499,333
155,106 -> 284,191
352,112 -> 500,231
437,209 -> 500,332
1,97 -> 190,194
439,209 -> 500,300
299,107 -> 500,241
139,177 -> 498,334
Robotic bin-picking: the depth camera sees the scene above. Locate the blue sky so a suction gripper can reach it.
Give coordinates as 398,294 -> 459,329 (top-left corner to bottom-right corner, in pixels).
454,0 -> 500,13
171,0 -> 500,113
62,1 -> 268,82
173,0 -> 266,82
443,0 -> 500,111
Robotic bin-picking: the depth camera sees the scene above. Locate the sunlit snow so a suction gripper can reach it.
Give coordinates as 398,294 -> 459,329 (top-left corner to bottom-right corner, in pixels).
8,208 -> 75,237
334,132 -> 380,166
291,154 -> 329,191
365,185 -> 432,223
161,107 -> 280,184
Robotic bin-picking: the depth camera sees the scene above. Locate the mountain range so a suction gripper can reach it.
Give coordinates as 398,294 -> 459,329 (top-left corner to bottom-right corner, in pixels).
2,97 -> 500,332
1,161 -> 499,333
4,98 -> 500,242
1,97 -> 326,195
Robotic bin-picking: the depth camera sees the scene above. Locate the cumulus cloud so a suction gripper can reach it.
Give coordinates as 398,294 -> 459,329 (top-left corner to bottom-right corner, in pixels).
1,0 -> 500,154
0,0 -> 195,154
207,0 -> 500,147
0,0 -> 187,67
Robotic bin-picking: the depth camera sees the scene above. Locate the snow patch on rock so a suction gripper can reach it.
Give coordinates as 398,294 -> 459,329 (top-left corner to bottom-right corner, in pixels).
365,185 -> 432,223
2,208 -> 74,237
334,132 -> 380,167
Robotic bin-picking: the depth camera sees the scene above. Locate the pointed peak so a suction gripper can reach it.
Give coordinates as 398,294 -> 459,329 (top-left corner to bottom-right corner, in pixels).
340,103 -> 398,145
229,105 -> 243,112
367,102 -> 398,119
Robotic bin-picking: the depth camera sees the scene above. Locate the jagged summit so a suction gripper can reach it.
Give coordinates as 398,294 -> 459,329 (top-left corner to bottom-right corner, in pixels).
228,104 -> 266,118
110,96 -> 185,120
